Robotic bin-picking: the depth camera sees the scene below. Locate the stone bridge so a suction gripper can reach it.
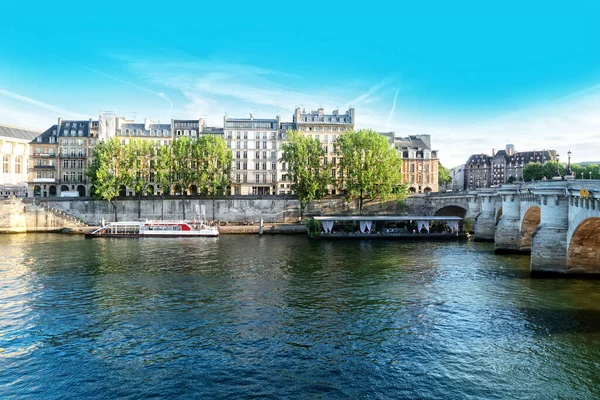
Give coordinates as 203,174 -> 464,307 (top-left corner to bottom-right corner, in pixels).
425,180 -> 600,276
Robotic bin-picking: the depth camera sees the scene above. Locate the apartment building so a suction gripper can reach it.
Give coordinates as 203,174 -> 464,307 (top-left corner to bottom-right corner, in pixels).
464,144 -> 557,190
382,133 -> 439,193
224,114 -> 280,195
0,124 -> 40,197
27,118 -> 98,197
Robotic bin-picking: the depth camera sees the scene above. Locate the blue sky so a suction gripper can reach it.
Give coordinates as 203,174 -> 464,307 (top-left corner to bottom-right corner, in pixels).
1,1 -> 599,167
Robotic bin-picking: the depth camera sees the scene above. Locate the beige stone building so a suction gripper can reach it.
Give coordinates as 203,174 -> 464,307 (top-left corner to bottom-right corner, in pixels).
224,115 -> 280,195
0,124 -> 40,197
381,133 -> 439,193
288,107 -> 355,194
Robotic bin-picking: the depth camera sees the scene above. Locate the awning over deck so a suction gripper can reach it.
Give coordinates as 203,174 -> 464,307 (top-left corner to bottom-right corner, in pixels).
314,216 -> 463,234
313,216 -> 462,221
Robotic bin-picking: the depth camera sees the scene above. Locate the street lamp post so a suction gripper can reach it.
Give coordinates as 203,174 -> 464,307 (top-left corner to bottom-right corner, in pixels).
567,150 -> 572,175
590,171 -> 592,180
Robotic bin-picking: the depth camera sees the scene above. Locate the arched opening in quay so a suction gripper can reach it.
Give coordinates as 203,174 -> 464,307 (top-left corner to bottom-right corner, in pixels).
568,217 -> 600,274
520,206 -> 540,251
434,205 -> 467,218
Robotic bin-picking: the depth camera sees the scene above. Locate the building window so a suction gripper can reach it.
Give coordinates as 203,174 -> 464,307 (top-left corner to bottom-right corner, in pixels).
14,156 -> 22,174
2,154 -> 10,173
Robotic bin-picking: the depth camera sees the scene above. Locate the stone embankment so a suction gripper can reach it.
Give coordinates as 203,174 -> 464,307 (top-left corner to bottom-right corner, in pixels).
1,196 -> 432,234
0,198 -> 88,233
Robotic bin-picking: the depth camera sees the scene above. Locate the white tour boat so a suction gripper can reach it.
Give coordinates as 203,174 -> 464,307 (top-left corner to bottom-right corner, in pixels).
85,220 -> 219,238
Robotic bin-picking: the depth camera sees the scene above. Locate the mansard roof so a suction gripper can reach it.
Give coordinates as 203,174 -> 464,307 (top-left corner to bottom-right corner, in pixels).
57,120 -> 99,137
467,149 -> 556,166
29,125 -> 58,144
0,124 -> 41,141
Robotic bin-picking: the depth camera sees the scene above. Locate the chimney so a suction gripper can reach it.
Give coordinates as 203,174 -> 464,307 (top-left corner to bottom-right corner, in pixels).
492,148 -> 496,157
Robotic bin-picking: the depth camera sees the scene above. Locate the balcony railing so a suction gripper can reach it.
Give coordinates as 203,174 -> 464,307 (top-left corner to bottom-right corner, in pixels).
33,165 -> 56,169
59,153 -> 87,159
32,153 -> 56,157
57,179 -> 88,185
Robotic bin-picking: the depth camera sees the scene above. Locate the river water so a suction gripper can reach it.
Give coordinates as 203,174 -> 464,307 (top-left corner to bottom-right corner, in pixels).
0,234 -> 599,399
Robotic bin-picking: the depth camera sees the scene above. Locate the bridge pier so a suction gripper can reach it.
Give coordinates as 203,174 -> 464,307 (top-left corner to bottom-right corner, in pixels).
474,189 -> 498,242
465,192 -> 481,225
530,182 -> 569,275
494,185 -> 523,253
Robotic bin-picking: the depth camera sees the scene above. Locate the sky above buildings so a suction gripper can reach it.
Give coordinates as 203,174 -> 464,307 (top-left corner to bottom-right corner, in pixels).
1,1 -> 599,167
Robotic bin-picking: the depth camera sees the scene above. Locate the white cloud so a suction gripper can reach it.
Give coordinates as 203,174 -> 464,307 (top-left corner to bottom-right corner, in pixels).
0,89 -> 90,123
128,58 -> 600,168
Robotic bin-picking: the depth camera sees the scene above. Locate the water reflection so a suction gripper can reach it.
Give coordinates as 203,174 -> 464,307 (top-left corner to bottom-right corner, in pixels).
0,234 -> 599,399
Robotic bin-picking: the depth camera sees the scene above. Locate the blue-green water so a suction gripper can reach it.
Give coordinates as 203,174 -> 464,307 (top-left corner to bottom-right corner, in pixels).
1,234 -> 599,399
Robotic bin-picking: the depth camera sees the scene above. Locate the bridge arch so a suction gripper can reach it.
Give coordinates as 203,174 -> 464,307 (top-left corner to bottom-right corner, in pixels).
434,205 -> 466,218
520,205 -> 540,251
568,217 -> 600,274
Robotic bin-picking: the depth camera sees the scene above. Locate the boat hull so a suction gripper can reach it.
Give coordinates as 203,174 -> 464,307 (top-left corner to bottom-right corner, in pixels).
85,232 -> 218,238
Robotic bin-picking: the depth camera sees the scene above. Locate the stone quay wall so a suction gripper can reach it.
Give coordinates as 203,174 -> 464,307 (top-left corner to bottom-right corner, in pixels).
0,199 -> 85,233
1,196 -> 434,231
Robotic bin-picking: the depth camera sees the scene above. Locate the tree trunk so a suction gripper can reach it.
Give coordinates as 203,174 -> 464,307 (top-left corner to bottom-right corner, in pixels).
138,192 -> 142,220
212,195 -> 216,223
359,189 -> 364,215
110,199 -> 118,222
161,194 -> 164,220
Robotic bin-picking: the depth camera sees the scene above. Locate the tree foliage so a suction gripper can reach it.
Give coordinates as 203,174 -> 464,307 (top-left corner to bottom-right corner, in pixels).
87,136 -> 232,220
438,164 -> 451,186
87,138 -> 126,221
522,161 -> 566,181
335,129 -> 405,213
570,163 -> 600,180
280,131 -> 330,218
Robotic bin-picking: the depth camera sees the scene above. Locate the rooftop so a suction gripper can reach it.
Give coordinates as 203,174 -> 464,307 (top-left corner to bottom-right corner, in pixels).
0,124 -> 41,141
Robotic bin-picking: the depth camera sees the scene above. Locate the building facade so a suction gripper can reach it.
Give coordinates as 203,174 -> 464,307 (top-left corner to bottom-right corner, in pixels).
19,106 -> 448,197
0,124 -> 40,197
464,144 -> 557,190
28,125 -> 59,197
224,115 -> 280,195
28,118 -> 99,198
290,107 -> 354,194
394,134 -> 439,193
449,165 -> 465,192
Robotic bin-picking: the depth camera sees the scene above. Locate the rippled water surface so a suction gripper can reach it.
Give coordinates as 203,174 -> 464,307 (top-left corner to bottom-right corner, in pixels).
1,234 -> 600,399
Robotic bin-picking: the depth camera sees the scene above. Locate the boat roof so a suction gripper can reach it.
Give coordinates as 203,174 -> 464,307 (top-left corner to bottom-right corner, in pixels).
313,216 -> 462,221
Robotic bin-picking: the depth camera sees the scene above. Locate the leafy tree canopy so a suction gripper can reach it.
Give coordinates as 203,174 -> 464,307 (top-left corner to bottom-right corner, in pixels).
280,130 -> 330,218
335,129 -> 405,213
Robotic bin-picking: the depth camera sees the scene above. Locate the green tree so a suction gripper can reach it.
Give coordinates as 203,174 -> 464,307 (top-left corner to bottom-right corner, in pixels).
153,144 -> 175,219
523,161 -> 566,181
171,137 -> 193,194
522,162 -> 545,181
335,129 -> 405,214
195,135 -> 232,220
87,138 -> 126,221
280,130 -> 331,219
438,164 -> 451,187
195,135 -> 232,197
572,163 -> 600,179
542,161 -> 565,179
155,144 -> 174,197
122,140 -> 153,219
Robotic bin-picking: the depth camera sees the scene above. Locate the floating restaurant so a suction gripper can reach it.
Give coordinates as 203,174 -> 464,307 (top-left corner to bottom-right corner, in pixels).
313,216 -> 465,240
